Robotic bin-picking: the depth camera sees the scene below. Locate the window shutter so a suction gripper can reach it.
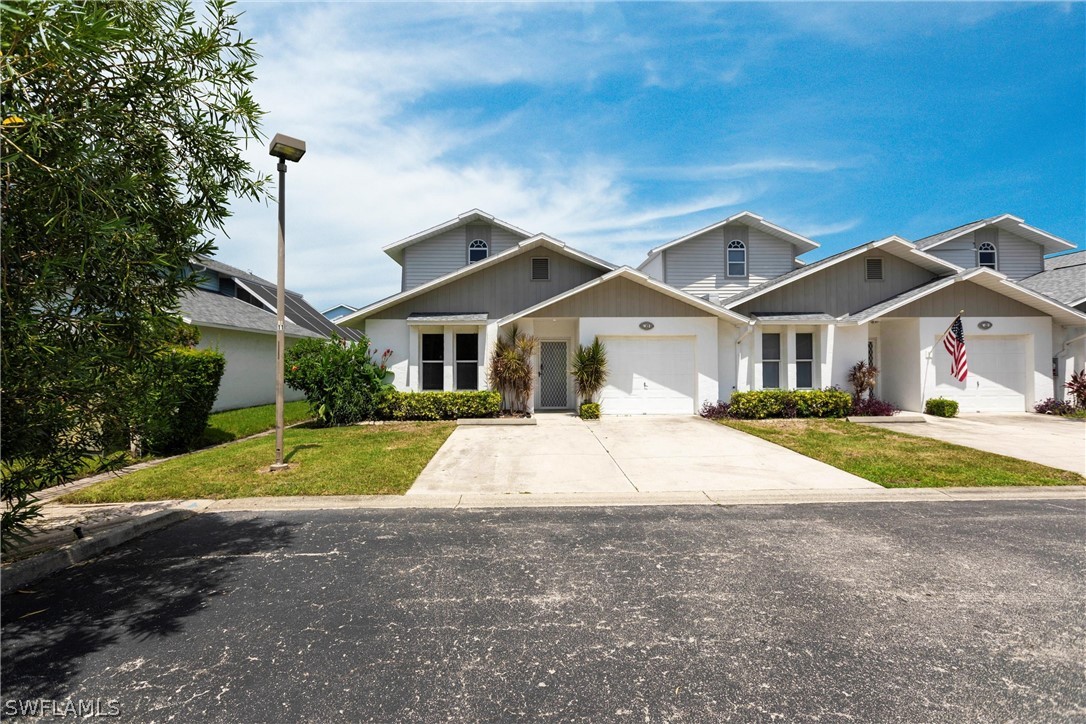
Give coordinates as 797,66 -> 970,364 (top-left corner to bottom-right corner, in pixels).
532,257 -> 550,280
865,258 -> 883,281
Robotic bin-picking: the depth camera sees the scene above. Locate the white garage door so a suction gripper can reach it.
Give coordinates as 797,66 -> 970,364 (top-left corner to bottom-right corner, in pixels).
598,337 -> 696,415
934,335 -> 1028,412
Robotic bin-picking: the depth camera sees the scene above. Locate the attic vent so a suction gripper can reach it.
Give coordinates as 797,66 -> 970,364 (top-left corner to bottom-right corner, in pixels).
531,257 -> 550,281
865,258 -> 884,281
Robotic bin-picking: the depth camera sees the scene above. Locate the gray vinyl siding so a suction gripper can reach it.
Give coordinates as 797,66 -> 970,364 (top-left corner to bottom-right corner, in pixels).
888,281 -> 1046,318
663,224 -> 797,300
403,223 -> 529,290
927,233 -> 977,269
373,251 -> 604,320
528,277 -> 713,318
997,229 -> 1044,280
731,253 -> 938,317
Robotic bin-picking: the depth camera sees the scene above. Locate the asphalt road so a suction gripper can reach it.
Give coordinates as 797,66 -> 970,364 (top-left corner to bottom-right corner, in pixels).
3,500 -> 1084,723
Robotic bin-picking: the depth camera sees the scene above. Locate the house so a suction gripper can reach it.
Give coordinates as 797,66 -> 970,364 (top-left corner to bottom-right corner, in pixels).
322,304 -> 358,321
337,210 -> 1086,414
180,257 -> 360,411
1018,250 -> 1086,393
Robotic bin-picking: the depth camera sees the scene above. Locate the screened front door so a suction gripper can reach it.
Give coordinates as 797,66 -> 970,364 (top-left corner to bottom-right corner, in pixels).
538,341 -> 569,409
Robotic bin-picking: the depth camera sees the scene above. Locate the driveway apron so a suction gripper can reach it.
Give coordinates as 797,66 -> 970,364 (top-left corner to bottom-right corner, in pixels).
409,415 -> 878,495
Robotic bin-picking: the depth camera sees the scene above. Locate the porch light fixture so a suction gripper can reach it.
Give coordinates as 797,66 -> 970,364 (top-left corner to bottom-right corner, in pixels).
268,132 -> 307,472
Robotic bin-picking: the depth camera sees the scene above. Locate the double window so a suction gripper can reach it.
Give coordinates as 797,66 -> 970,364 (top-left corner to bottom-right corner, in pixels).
468,239 -> 488,264
761,332 -> 814,389
727,240 -> 747,277
421,332 -> 479,391
977,242 -> 997,270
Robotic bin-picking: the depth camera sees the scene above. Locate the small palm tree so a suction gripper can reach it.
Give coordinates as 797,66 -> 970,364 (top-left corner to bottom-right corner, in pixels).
486,326 -> 539,413
847,360 -> 879,400
571,337 -> 608,405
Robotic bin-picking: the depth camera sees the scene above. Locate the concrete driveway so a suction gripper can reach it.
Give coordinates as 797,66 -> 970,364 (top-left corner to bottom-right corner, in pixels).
868,413 -> 1086,475
409,414 -> 879,495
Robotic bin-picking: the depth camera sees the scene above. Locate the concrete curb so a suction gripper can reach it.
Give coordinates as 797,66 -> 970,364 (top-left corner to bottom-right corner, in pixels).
457,418 -> 536,426
1,509 -> 194,594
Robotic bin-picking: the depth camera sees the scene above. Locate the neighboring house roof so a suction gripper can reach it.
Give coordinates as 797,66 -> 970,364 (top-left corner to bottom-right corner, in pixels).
179,289 -> 324,339
721,236 -> 959,310
192,255 -> 362,341
913,214 -> 1076,254
640,211 -> 820,268
1019,260 -> 1086,308
322,304 -> 358,320
498,267 -> 750,326
382,209 -> 533,265
1043,249 -> 1085,271
839,268 -> 1086,327
340,234 -> 616,324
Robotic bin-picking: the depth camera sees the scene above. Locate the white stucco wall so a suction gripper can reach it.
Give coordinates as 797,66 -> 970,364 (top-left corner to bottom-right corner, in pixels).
1055,326 -> 1086,401
197,327 -> 306,412
579,316 -> 722,411
364,319 -> 411,390
878,319 -> 921,411
716,320 -> 741,400
830,324 -> 869,390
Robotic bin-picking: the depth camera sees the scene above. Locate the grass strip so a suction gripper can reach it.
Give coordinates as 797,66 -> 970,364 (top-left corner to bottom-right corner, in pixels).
63,421 -> 455,503
724,419 -> 1084,487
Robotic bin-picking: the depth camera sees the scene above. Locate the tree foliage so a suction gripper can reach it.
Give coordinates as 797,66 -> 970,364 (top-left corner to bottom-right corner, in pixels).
487,326 -> 538,413
571,337 -> 608,405
1,0 -> 266,540
284,338 -> 390,426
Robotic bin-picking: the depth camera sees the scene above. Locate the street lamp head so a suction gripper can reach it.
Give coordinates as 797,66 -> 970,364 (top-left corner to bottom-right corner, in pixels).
269,132 -> 306,162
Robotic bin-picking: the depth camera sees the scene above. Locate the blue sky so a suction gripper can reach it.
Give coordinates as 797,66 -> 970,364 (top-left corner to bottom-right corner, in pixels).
219,2 -> 1085,310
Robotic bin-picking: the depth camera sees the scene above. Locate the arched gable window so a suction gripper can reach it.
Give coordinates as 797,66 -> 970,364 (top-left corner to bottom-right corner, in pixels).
977,241 -> 997,270
727,239 -> 747,277
468,238 -> 488,264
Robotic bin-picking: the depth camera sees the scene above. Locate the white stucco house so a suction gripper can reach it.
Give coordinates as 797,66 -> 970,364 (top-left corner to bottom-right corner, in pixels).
338,209 -> 1086,415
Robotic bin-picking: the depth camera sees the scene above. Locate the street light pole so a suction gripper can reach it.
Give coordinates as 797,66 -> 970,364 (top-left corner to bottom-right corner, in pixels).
268,133 -> 306,472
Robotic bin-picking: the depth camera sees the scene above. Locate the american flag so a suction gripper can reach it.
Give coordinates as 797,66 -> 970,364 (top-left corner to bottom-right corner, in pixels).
942,315 -> 968,382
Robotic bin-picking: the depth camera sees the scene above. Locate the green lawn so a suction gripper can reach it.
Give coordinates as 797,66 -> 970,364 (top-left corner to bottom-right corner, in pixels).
724,419 -> 1084,488
196,400 -> 313,447
63,421 -> 455,503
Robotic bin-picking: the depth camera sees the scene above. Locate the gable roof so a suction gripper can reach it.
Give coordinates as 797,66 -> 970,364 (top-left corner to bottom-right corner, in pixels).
640,211 -> 820,267
340,234 -> 616,325
721,236 -> 960,310
913,214 -> 1076,254
382,209 -> 533,265
840,268 -> 1086,327
498,267 -> 750,326
178,289 -> 324,339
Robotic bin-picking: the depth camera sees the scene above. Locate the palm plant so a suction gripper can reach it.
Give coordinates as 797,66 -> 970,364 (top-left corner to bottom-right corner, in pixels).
571,337 -> 608,405
486,326 -> 539,413
847,360 -> 879,400
1066,368 -> 1086,408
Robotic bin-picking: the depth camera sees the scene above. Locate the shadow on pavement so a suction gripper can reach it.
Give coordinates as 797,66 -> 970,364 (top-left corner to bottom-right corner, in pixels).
1,514 -> 297,701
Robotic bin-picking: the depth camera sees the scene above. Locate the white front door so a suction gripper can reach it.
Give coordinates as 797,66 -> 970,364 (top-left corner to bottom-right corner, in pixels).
598,336 -> 696,415
934,335 -> 1028,412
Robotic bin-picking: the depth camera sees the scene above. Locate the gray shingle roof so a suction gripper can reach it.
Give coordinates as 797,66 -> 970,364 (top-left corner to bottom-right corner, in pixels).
407,313 -> 488,323
1018,264 -> 1086,306
178,289 -> 324,339
1044,250 -> 1085,271
750,313 -> 838,323
913,217 -> 992,250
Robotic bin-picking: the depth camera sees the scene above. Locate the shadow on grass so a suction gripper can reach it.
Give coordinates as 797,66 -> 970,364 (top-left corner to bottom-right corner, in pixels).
0,514 -> 297,700
194,426 -> 237,447
284,443 -> 322,463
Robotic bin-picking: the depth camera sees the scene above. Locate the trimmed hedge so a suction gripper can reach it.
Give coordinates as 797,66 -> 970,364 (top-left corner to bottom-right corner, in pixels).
727,388 -> 853,420
579,402 -> 601,420
140,347 -> 226,453
377,390 -> 501,421
924,397 -> 959,417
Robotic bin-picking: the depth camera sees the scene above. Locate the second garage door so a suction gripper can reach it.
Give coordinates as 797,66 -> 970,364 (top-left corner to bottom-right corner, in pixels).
934,335 -> 1028,412
598,336 -> 696,415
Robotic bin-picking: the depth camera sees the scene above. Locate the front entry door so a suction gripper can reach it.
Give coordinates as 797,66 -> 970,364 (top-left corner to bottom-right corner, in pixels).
539,341 -> 569,409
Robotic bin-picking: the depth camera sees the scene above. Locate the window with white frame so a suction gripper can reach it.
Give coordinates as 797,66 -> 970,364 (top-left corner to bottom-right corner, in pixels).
468,239 -> 488,264
977,242 -> 997,269
727,240 -> 747,277
796,333 -> 814,389
455,333 -> 478,390
421,333 -> 444,391
762,333 -> 781,389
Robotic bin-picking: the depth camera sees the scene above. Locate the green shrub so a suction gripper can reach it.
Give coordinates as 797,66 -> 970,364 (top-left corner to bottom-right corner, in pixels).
728,388 -> 853,420
377,390 -> 501,420
925,397 -> 959,417
284,336 -> 390,425
128,346 -> 226,454
579,402 -> 601,420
